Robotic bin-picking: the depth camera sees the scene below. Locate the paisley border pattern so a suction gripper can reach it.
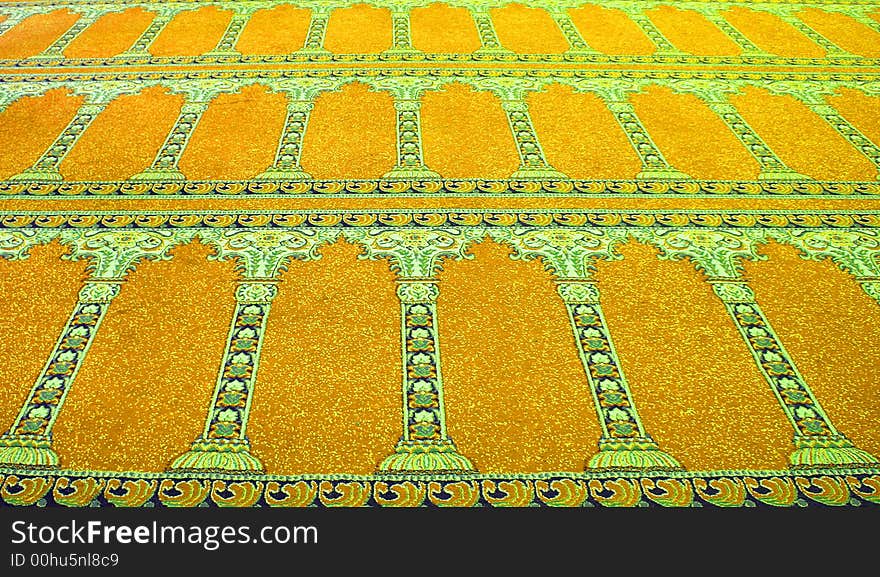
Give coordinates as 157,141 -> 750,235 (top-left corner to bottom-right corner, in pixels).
1,468 -> 878,507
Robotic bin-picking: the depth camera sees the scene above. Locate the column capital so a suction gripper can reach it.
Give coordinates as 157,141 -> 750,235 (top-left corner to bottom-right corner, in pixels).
396,280 -> 439,303
78,280 -> 123,304
347,228 -> 478,279
708,279 -> 756,304
556,280 -> 600,304
234,280 -> 279,304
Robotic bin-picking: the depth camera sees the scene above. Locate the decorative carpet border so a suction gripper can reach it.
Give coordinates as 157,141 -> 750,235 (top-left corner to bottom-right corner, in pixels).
2,0 -> 878,8
0,469 -> 878,507
5,68 -> 880,83
4,53 -> 879,69
3,180 -> 880,199
2,209 -> 880,229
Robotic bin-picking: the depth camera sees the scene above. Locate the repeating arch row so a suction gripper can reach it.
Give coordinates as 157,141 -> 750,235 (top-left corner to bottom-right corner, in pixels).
0,224 -> 878,473
1,0 -> 879,61
3,75 -> 880,182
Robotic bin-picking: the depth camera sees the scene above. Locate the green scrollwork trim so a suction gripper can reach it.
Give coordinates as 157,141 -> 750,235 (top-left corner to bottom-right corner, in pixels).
588,438 -> 684,472
169,439 -> 263,473
790,434 -> 879,468
378,440 -> 474,473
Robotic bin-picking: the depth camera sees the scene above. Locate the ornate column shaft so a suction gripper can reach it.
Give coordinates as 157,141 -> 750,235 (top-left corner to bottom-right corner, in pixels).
170,281 -> 278,473
300,7 -> 331,54
775,10 -> 852,57
470,6 -> 513,55
701,97 -> 806,180
10,100 -> 108,181
386,8 -> 418,55
205,7 -> 256,57
130,99 -> 212,181
847,10 -> 880,36
549,9 -> 599,55
695,7 -> 767,56
383,98 -> 440,179
0,280 -> 121,467
120,10 -> 175,57
32,10 -> 100,60
803,100 -> 880,180
502,99 -> 567,179
710,278 -> 877,468
618,6 -> 681,55
256,99 -> 314,180
379,279 -> 474,472
557,280 -> 682,471
599,95 -> 689,180
0,15 -> 24,38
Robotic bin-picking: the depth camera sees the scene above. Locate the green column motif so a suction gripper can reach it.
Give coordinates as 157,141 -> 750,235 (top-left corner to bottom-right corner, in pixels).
384,99 -> 441,179
0,83 -> 58,115
548,8 -> 599,55
300,6 -> 331,55
169,281 -> 276,472
806,102 -> 880,180
376,78 -> 442,179
618,5 -> 681,55
257,79 -> 337,181
170,228 -> 338,473
204,6 -> 257,57
386,8 -> 418,55
32,9 -> 102,60
256,100 -> 314,181
640,228 -> 879,468
119,8 -> 176,57
130,101 -> 208,180
349,228 -> 476,472
0,229 -> 184,468
0,14 -> 24,39
704,100 -> 806,180
491,228 -> 682,471
693,7 -> 767,56
845,9 -> 880,37
593,89 -> 690,180
473,80 -> 568,180
130,83 -> 235,181
9,85 -> 125,181
771,229 -> 880,307
677,82 -> 806,180
773,10 -> 853,57
503,99 -> 567,179
470,6 -> 513,56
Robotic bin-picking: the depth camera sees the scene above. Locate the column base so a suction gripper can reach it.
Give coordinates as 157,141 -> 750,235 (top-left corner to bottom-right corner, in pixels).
254,167 -> 313,181
636,169 -> 690,180
789,435 -> 879,469
169,438 -> 263,473
378,439 -> 475,473
382,166 -> 441,180
8,169 -> 62,181
129,168 -> 186,181
758,170 -> 809,181
0,435 -> 59,468
30,53 -> 64,61
117,51 -> 151,59
510,167 -> 568,180
586,438 -> 683,472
